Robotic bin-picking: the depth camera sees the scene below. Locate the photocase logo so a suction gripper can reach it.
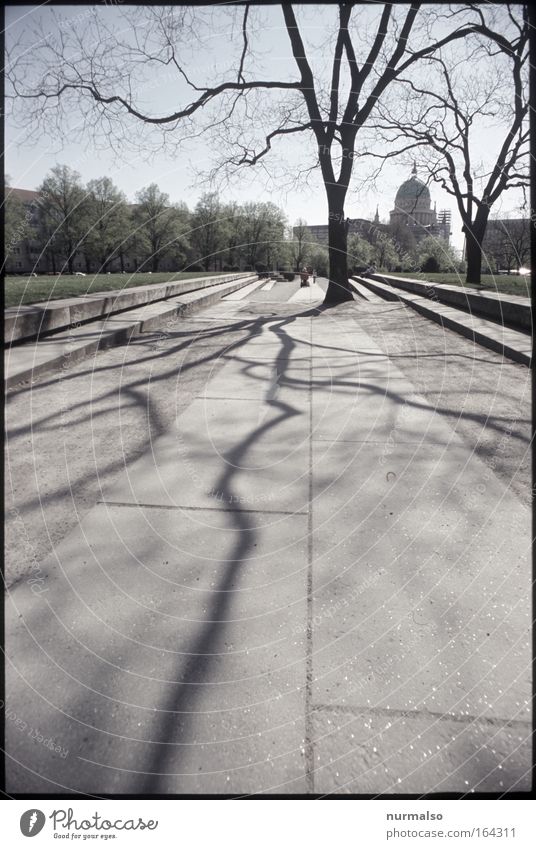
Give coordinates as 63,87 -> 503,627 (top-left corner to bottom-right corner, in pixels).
20,810 -> 46,837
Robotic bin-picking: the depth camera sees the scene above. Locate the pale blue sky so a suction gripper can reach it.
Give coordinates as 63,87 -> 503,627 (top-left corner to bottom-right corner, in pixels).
5,4 -> 527,252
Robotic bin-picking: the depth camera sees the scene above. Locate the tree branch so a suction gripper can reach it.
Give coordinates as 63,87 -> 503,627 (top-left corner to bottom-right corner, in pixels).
237,4 -> 250,85
231,122 -> 313,167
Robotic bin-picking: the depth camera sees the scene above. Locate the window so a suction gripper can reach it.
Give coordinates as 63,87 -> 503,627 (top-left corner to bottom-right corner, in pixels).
16,261 -> 22,268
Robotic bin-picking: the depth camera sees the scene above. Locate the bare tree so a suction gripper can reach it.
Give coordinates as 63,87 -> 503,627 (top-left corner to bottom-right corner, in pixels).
482,215 -> 531,274
359,4 -> 529,285
291,218 -> 310,272
6,3 -> 510,302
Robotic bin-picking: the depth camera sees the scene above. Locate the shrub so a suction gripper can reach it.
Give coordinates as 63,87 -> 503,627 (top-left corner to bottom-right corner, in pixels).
421,256 -> 440,273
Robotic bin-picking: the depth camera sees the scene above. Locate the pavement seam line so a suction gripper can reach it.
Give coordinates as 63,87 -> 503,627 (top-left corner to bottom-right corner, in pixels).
311,438 -> 458,446
305,315 -> 315,794
311,703 -> 532,729
96,500 -> 309,516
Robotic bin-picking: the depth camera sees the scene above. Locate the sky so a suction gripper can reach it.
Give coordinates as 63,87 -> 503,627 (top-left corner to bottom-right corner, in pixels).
4,4 -> 528,254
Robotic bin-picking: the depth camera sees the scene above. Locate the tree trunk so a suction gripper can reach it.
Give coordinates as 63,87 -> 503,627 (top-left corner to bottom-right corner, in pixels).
464,229 -> 483,285
464,211 -> 489,286
67,243 -> 74,274
152,252 -> 159,273
324,207 -> 353,304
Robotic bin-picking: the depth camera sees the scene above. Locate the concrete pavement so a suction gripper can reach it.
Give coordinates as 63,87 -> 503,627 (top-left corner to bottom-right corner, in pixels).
5,279 -> 531,795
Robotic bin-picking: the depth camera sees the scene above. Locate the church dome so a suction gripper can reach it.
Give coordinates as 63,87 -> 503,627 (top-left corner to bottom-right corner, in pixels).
394,163 -> 431,213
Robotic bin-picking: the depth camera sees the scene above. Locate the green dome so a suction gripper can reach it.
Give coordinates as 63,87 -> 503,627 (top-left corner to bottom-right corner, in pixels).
395,176 -> 430,207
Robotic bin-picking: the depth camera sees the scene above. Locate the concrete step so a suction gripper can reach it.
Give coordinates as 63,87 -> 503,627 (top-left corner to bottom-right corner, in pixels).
5,275 -> 258,389
352,276 -> 532,367
349,278 -> 388,303
370,272 -> 531,333
5,272 -> 254,344
222,278 -> 268,300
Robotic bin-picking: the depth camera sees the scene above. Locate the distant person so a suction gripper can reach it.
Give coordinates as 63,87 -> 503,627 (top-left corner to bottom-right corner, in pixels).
300,266 -> 309,287
312,268 -> 317,284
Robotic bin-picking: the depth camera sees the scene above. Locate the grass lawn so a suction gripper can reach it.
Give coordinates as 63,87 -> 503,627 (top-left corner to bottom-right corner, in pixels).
389,272 -> 531,298
4,271 -> 218,308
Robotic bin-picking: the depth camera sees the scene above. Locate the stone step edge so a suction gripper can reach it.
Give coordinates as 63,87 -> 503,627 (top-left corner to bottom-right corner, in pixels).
369,272 -> 531,333
5,275 -> 258,389
4,272 -> 254,345
350,276 -> 532,368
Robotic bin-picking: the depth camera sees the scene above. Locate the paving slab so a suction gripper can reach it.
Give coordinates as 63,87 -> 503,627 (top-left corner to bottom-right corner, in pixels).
198,359 -> 310,401
288,283 -> 325,303
103,397 -> 311,517
312,708 -> 531,794
101,319 -> 315,518
312,377 -> 464,445
6,503 -> 308,794
310,439 -> 531,722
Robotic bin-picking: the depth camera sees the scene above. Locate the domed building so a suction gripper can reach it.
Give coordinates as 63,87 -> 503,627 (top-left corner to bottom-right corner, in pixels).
295,162 -> 451,251
390,162 -> 451,243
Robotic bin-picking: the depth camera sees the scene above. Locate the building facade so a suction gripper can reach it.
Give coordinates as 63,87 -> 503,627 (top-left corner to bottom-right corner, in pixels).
480,218 -> 530,273
4,188 -> 50,275
297,163 -> 451,247
294,217 -> 380,247
4,187 -> 180,276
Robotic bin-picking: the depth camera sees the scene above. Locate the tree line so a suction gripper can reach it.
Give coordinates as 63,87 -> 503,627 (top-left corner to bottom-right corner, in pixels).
5,165 -> 323,275
5,164 -> 526,281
